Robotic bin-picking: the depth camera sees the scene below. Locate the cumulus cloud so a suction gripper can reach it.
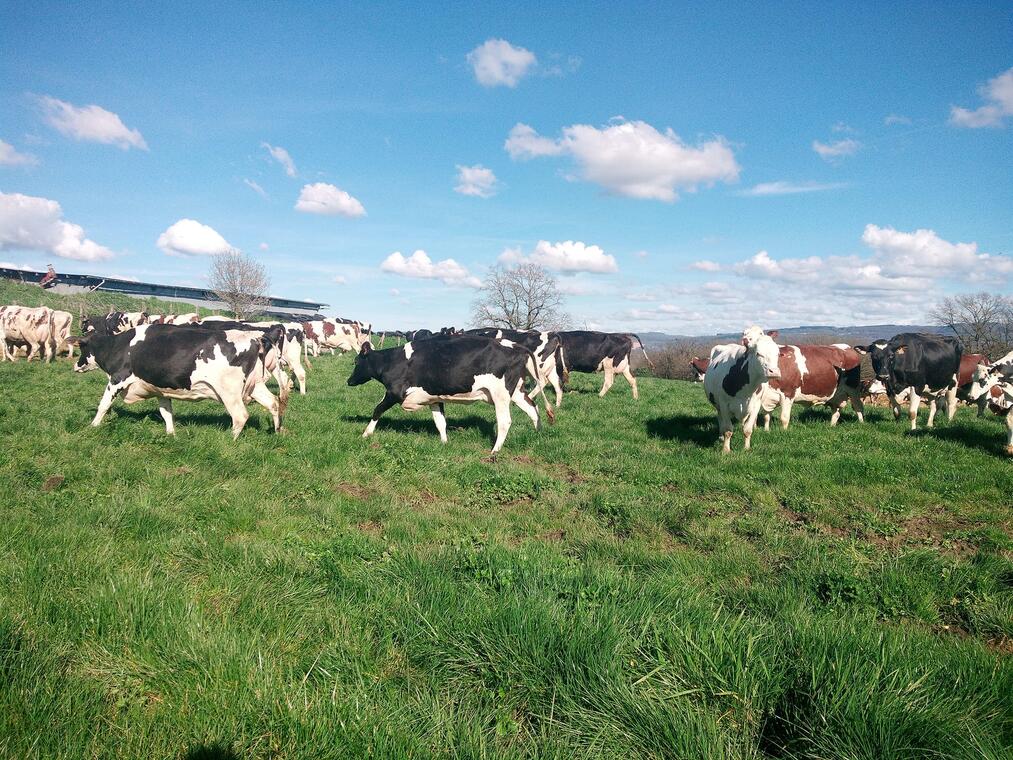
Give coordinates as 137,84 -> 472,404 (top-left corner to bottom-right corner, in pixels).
467,39 -> 537,87
690,260 -> 722,272
262,142 -> 297,176
0,139 -> 38,166
861,223 -> 1012,275
381,250 -> 481,288
884,114 -> 912,126
738,180 -> 848,196
38,96 -> 147,150
812,138 -> 861,161
499,240 -> 618,274
949,67 -> 1013,128
295,182 -> 366,217
244,178 -> 267,198
505,119 -> 739,201
333,275 -> 347,285
0,191 -> 114,261
454,164 -> 499,197
156,219 -> 235,257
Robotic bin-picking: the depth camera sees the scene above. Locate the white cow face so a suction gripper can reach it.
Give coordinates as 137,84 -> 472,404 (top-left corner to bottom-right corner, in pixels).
967,364 -> 999,401
742,326 -> 781,379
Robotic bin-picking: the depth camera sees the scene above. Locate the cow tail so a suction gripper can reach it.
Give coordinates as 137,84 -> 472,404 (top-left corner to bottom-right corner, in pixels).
631,333 -> 654,370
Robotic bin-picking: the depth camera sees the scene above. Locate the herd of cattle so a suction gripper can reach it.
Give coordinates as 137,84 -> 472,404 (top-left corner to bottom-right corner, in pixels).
2,302 -> 1012,456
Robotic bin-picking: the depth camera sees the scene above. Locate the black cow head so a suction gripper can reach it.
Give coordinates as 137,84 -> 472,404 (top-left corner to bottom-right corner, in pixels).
73,336 -> 98,373
854,340 -> 891,381
347,341 -> 375,386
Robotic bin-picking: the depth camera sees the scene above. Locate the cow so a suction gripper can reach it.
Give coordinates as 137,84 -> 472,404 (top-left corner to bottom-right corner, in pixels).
302,319 -> 361,355
51,310 -> 74,358
702,326 -> 782,453
758,343 -> 866,430
465,328 -> 565,407
689,356 -> 709,382
556,331 -> 653,400
0,305 -> 55,362
166,313 -> 200,325
192,318 -> 308,395
855,333 -> 961,430
955,353 -> 990,416
965,356 -> 1013,455
347,335 -> 554,457
71,324 -> 286,439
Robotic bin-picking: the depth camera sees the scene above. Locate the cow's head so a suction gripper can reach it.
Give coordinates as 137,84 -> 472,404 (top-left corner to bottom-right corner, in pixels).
72,336 -> 99,372
741,326 -> 780,379
854,340 -> 892,381
966,363 -> 1005,402
347,341 -> 376,386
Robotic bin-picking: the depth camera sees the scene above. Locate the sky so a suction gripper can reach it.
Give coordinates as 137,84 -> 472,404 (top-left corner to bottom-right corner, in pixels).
0,1 -> 1011,334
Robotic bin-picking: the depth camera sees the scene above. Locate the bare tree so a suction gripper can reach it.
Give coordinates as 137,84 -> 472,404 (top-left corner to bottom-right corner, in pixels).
929,291 -> 1013,358
207,253 -> 270,321
470,264 -> 569,331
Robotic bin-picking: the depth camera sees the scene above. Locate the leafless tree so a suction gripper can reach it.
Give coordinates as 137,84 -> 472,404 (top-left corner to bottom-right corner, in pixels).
929,291 -> 1013,358
470,263 -> 569,330
207,253 -> 270,321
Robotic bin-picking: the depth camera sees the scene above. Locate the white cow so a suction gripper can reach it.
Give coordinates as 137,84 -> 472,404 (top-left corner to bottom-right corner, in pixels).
0,305 -> 55,362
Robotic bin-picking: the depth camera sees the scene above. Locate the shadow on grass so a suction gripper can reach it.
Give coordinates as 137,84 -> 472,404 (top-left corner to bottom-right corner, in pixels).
182,743 -> 241,760
343,414 -> 496,440
112,408 -> 266,432
646,414 -> 716,447
912,422 -> 1009,456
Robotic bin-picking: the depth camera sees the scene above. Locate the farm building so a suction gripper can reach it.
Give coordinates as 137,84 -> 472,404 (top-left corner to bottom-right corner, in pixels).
0,265 -> 327,320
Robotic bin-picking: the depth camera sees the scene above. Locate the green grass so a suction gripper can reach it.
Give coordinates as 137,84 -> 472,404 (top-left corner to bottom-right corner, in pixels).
0,279 -> 222,320
1,343 -> 1011,758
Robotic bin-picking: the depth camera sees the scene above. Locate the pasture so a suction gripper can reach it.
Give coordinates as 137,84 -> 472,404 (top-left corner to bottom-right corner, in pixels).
0,348 -> 1011,759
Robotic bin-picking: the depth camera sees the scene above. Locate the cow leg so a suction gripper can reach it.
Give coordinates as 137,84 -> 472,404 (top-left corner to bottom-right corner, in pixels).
43,339 -> 53,363
363,392 -> 399,438
490,391 -> 513,457
908,393 -> 921,430
250,381 -> 282,433
620,364 -> 639,400
157,398 -> 176,435
431,403 -> 448,443
1005,408 -> 1013,455
945,384 -> 958,422
779,398 -> 793,430
599,358 -> 615,397
926,398 -> 939,428
511,381 -> 541,430
91,383 -> 123,427
975,395 -> 987,417
743,394 -> 764,451
220,392 -> 251,440
548,367 -> 564,408
850,394 -> 865,423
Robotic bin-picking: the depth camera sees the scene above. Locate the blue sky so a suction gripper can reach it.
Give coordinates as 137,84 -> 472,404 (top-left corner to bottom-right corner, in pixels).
1,1 -> 1010,333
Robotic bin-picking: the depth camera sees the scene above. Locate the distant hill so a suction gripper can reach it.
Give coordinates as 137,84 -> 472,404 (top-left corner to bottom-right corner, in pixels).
632,325 -> 950,349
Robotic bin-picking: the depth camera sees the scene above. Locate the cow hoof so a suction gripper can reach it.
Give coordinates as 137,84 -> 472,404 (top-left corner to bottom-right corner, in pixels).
482,454 -> 499,464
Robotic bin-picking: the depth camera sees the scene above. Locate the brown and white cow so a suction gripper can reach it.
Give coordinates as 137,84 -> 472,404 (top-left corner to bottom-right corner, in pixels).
966,355 -> 1013,455
689,356 -> 709,382
0,305 -> 55,362
51,310 -> 74,358
303,319 -> 362,355
758,343 -> 866,429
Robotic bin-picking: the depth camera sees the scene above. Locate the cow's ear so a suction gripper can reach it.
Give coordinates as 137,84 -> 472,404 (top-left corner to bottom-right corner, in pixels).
359,341 -> 372,355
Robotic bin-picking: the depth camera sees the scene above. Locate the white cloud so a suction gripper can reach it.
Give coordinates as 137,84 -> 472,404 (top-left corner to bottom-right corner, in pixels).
0,191 -> 114,261
156,219 -> 235,257
831,122 -> 857,134
0,139 -> 38,166
505,119 -> 739,201
0,261 -> 33,271
812,138 -> 861,161
258,242 -> 269,251
262,142 -> 297,176
690,259 -> 722,272
390,288 -> 400,296
454,164 -> 499,198
884,114 -> 912,126
295,183 -> 366,217
333,275 -> 347,285
738,180 -> 848,196
949,67 -> 1013,128
244,178 -> 267,198
861,224 -> 1012,276
38,96 -> 147,150
499,240 -> 618,274
381,250 -> 481,288
467,39 -> 537,88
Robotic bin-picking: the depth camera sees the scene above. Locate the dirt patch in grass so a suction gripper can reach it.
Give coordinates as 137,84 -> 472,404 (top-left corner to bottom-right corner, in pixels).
41,475 -> 64,492
778,505 -> 851,539
333,482 -> 373,501
356,520 -> 383,536
163,466 -> 193,477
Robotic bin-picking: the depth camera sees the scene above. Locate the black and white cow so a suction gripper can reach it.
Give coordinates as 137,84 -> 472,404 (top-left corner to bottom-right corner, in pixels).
965,352 -> 1013,455
347,335 -> 554,456
556,330 -> 654,399
72,324 -> 286,439
188,319 -> 307,395
465,328 -> 565,407
702,326 -> 782,453
855,333 -> 962,430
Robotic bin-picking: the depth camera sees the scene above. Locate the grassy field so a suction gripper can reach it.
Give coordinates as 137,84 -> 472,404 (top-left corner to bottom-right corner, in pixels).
1,330 -> 1012,757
